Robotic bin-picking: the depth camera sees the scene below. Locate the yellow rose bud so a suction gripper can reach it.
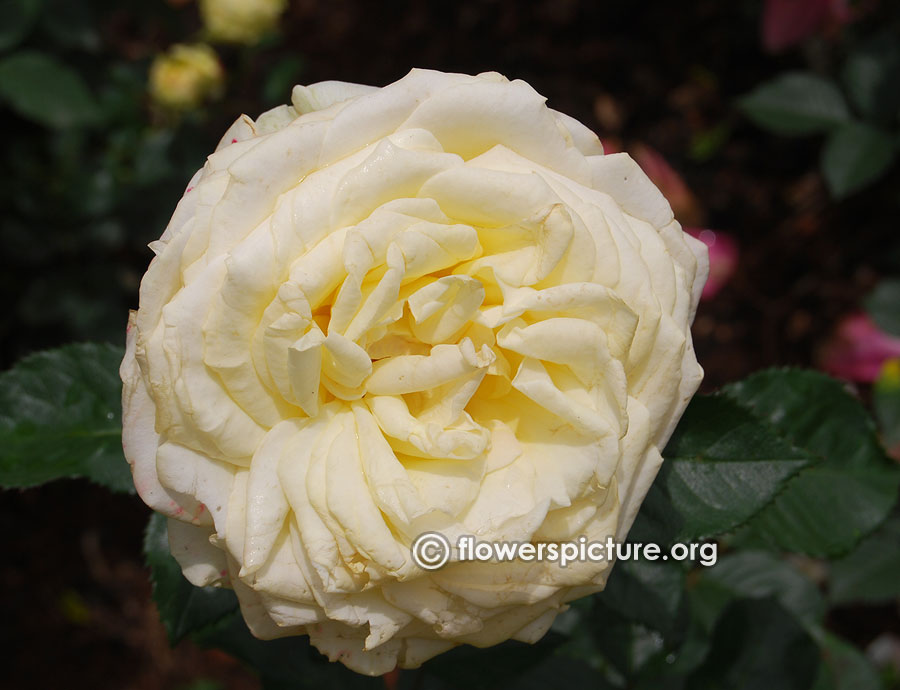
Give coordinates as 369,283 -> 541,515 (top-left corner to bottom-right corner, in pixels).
149,43 -> 224,110
200,0 -> 288,45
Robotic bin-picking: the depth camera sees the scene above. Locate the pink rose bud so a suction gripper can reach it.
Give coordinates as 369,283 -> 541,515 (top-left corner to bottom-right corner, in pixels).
819,313 -> 900,383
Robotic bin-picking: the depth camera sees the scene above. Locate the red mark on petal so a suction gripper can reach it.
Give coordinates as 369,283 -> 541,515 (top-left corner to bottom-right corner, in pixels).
231,137 -> 238,144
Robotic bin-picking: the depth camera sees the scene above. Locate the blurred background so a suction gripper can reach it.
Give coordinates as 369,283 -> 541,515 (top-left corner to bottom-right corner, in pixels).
1,1 -> 899,688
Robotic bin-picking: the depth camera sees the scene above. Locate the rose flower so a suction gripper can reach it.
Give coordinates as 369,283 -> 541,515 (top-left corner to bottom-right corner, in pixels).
200,0 -> 288,45
149,43 -> 224,111
121,69 -> 707,675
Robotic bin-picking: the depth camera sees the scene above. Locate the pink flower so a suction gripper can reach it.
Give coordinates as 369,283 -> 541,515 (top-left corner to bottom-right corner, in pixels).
632,144 -> 703,227
819,313 -> 900,382
599,138 -> 622,155
685,228 -> 739,300
761,0 -> 852,53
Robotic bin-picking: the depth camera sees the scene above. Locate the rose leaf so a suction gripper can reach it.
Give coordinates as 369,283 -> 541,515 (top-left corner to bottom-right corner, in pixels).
660,394 -> 811,542
0,50 -> 100,128
686,598 -> 820,690
820,121 -> 897,199
866,279 -> 900,338
724,369 -> 900,557
828,512 -> 900,605
0,342 -> 133,493
143,513 -> 239,645
737,72 -> 850,136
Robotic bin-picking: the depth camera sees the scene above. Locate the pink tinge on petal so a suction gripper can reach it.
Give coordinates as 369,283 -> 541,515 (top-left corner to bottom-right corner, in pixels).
762,0 -> 851,53
818,313 -> 900,383
632,144 -> 703,226
685,228 -> 739,300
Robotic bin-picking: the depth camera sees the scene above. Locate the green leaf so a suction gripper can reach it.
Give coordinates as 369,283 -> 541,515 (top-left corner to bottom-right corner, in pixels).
0,0 -> 42,52
581,601 -> 665,681
828,513 -> 900,605
628,482 -> 683,547
193,610 -> 383,690
866,279 -> 900,338
874,359 -> 900,449
262,55 -> 305,106
697,551 -> 825,627
812,633 -> 883,690
502,654 -> 619,690
422,633 -> 569,690
0,50 -> 99,128
686,598 -> 820,690
143,513 -> 239,645
551,598 -> 612,672
645,611 -> 710,678
738,72 -> 850,136
725,369 -> 900,557
599,559 -> 687,642
39,0 -> 99,52
661,395 -> 810,541
0,342 -> 133,493
821,122 -> 896,199
841,33 -> 900,123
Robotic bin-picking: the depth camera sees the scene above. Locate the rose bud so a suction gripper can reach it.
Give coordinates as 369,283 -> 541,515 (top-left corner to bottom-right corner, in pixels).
200,0 -> 288,45
149,43 -> 224,111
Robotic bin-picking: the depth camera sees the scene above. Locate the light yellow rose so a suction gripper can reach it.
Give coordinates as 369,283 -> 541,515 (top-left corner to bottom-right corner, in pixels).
149,43 -> 224,110
121,69 -> 707,675
200,0 -> 287,45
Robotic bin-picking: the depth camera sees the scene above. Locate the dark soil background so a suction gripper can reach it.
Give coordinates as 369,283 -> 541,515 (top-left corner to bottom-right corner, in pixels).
2,1 -> 898,688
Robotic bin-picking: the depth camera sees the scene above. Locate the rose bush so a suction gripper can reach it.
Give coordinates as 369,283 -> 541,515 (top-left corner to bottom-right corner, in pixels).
120,69 -> 708,675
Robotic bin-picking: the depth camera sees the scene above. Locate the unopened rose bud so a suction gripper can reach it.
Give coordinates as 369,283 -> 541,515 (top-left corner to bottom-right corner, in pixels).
149,43 -> 224,110
200,0 -> 288,45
